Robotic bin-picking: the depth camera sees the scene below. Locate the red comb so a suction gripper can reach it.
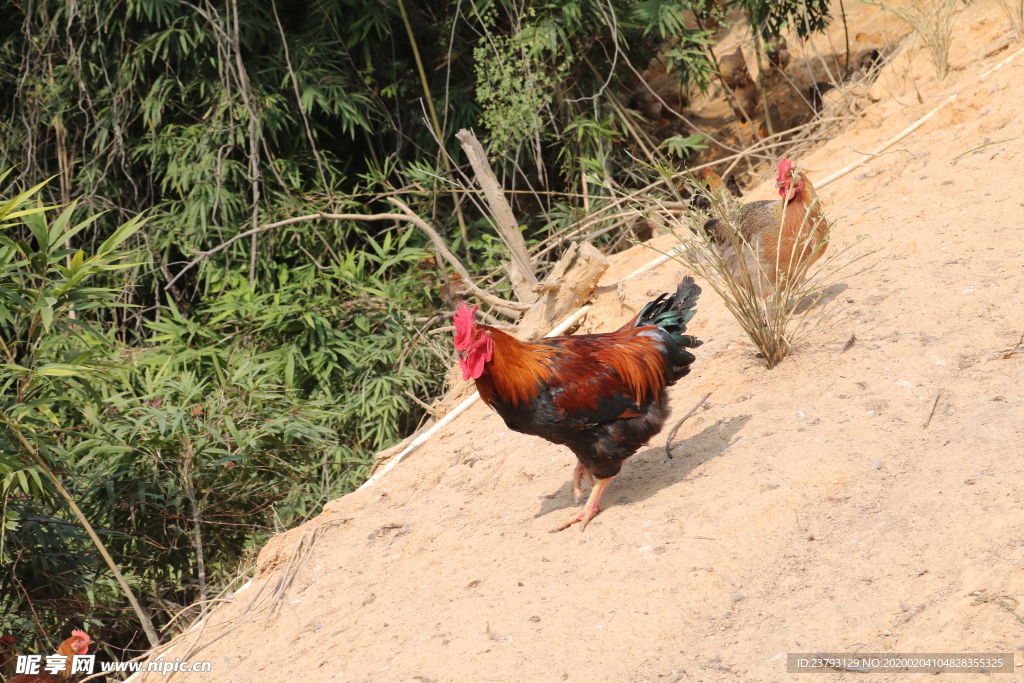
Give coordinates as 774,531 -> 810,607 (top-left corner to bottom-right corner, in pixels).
776,157 -> 793,180
71,629 -> 90,640
453,302 -> 478,351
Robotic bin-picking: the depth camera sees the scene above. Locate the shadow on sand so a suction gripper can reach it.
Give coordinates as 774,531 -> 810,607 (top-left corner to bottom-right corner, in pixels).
534,414 -> 752,520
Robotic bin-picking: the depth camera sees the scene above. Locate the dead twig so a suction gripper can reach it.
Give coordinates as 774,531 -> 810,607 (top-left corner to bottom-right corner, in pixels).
428,322 -> 516,335
665,391 -> 714,459
455,129 -> 537,302
839,332 -> 856,354
999,330 -> 1024,358
404,391 -> 438,415
922,390 -> 941,429
952,137 -> 1018,162
262,527 -> 322,627
848,145 -> 919,159
389,198 -> 530,315
164,206 -> 531,314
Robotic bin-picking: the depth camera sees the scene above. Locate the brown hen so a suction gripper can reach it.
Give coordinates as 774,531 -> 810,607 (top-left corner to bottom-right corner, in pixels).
700,159 -> 828,295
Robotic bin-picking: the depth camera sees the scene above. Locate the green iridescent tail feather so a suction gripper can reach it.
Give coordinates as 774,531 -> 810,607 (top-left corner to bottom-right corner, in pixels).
636,276 -> 703,352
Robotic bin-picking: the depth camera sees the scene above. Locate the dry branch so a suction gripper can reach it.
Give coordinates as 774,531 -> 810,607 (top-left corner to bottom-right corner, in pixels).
163,207 -> 531,314
515,242 -> 610,342
455,129 -> 538,302
922,391 -> 942,429
665,391 -> 714,458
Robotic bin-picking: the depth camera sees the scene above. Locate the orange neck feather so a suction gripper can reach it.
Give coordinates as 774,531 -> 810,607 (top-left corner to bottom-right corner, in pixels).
472,325 -> 668,409
783,173 -> 823,234
473,327 -> 558,407
771,172 -> 825,279
55,639 -> 80,679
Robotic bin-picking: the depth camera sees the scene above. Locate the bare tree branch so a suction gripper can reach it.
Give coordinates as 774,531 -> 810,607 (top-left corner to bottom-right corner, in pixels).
387,198 -> 529,314
455,129 -> 538,302
163,207 -> 531,314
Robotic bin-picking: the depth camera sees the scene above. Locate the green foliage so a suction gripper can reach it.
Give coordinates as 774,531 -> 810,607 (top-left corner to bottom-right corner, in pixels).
145,229 -> 446,454
660,133 -> 709,158
0,179 -> 393,654
732,0 -> 832,41
474,30 -> 557,152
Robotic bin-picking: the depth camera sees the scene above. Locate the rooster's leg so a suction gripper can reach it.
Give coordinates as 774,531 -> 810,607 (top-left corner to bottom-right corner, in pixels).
550,476 -> 613,533
571,460 -> 587,503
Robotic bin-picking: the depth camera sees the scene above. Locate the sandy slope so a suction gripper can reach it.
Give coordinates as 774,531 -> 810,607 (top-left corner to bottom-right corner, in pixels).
148,3 -> 1024,682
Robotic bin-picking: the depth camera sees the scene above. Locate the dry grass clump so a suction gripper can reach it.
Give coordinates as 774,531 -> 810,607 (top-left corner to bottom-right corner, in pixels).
867,0 -> 963,81
995,0 -> 1024,41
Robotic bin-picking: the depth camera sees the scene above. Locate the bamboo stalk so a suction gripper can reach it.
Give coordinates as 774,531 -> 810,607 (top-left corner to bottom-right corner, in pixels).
396,0 -> 469,251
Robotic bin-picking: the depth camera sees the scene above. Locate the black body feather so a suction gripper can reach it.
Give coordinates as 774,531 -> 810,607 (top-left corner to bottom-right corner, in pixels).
487,278 -> 703,479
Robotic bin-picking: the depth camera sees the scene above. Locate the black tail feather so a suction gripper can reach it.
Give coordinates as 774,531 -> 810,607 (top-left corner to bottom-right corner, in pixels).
635,276 -> 703,379
636,276 -> 702,344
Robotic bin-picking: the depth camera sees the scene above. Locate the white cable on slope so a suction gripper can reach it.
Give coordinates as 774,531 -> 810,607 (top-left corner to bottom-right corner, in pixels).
622,245 -> 687,280
359,43 -> 1024,491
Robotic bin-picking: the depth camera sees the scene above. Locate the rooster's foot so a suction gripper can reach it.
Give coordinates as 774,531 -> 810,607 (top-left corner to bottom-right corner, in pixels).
570,461 -> 595,503
549,476 -> 612,533
550,504 -> 602,533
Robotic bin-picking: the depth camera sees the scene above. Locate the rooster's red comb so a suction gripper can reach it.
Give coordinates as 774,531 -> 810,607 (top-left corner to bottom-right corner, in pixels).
71,629 -> 90,641
776,157 -> 793,180
453,302 -> 478,351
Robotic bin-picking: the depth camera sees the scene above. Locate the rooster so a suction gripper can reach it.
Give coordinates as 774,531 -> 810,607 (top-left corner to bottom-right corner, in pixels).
717,46 -> 746,88
7,630 -> 93,683
453,280 -> 703,532
701,158 -> 827,295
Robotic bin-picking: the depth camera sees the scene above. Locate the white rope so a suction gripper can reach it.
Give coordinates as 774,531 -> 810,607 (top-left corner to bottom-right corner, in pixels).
622,245 -> 688,280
